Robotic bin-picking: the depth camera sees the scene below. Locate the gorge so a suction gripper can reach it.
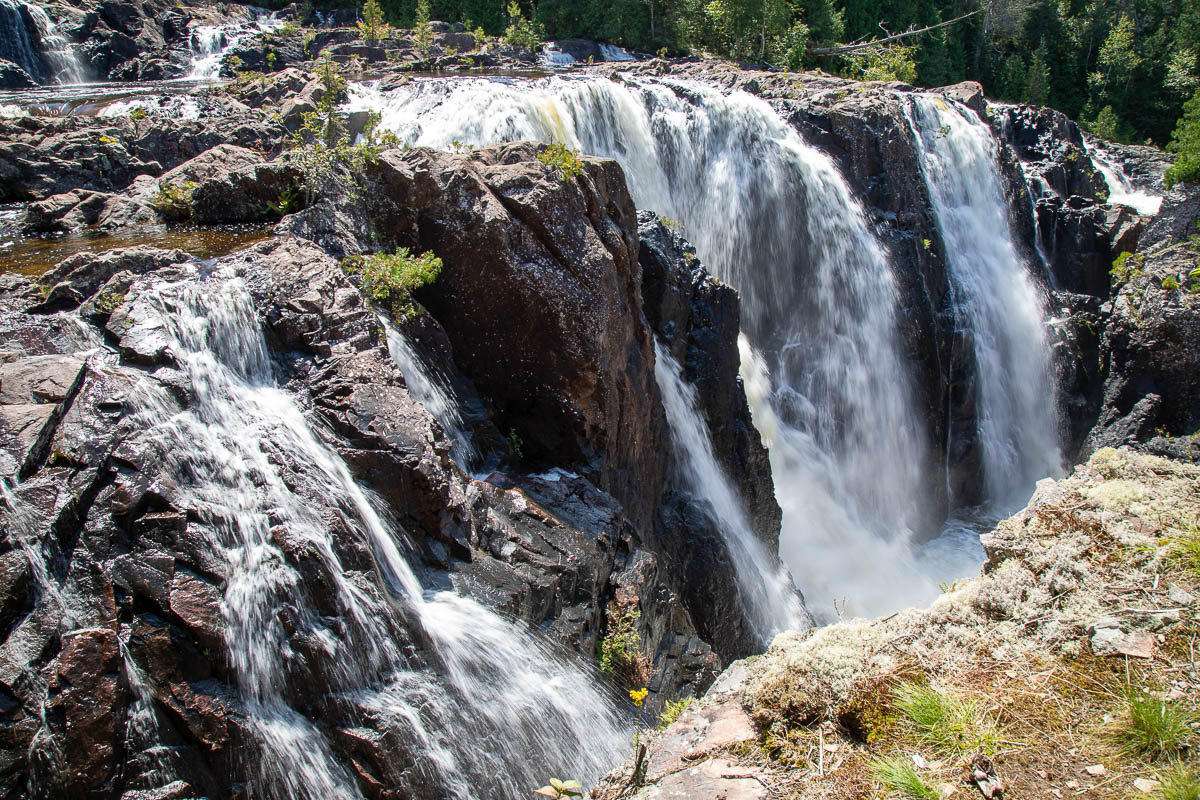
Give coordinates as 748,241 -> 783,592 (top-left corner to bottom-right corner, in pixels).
0,4 -> 1196,799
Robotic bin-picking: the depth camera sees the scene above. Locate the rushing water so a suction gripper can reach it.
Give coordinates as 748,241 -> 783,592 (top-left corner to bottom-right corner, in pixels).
346,75 -> 1001,619
654,342 -> 807,640
906,95 -> 1064,509
1087,142 -> 1163,216
0,0 -> 83,84
188,9 -> 284,79
116,264 -> 627,798
381,317 -> 482,472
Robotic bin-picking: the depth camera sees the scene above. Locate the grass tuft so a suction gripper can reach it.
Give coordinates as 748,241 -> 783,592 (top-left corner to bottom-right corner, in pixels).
869,755 -> 940,800
1115,688 -> 1193,761
1156,762 -> 1200,800
894,681 -> 998,756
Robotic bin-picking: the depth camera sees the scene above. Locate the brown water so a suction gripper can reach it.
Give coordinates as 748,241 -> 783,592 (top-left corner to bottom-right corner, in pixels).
0,216 -> 273,278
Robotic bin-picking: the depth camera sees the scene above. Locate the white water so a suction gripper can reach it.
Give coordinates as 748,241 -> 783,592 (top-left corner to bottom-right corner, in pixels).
188,9 -> 283,79
907,95 -> 1064,509
381,316 -> 481,471
347,75 -> 974,620
654,342 -> 807,640
539,43 -> 576,67
0,0 -> 83,83
1088,144 -> 1163,216
117,265 -> 627,798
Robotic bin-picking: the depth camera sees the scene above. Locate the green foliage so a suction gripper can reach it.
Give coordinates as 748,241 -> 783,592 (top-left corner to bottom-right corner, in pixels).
537,143 -> 584,181
265,186 -> 303,217
1085,105 -> 1125,143
276,21 -> 299,36
1163,274 -> 1181,290
1113,687 -> 1194,760
265,50 -> 277,69
151,180 -> 197,221
341,247 -> 442,319
532,778 -> 583,798
893,681 -> 998,756
845,45 -> 918,82
597,598 -> 652,689
128,106 -> 147,121
1167,87 -> 1200,188
315,55 -> 348,111
413,0 -> 434,53
657,696 -> 694,728
507,428 -> 524,458
868,755 -> 940,800
1110,251 -> 1146,284
1156,763 -> 1200,800
503,0 -> 544,50
358,0 -> 391,43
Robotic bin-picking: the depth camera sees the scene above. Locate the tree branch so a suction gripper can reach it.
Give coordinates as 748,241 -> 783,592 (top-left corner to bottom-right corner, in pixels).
807,9 -> 982,56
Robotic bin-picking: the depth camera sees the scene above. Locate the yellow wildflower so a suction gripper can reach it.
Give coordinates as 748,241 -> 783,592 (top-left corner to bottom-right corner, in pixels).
629,688 -> 649,707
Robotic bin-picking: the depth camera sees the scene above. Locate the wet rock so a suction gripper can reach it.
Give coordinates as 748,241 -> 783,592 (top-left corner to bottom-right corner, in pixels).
938,80 -> 986,118
0,59 -> 35,89
38,246 -> 188,311
638,212 -> 781,546
154,143 -> 299,223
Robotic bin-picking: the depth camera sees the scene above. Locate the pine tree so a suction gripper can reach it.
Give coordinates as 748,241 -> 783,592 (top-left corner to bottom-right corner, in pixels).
1166,87 -> 1200,187
357,0 -> 391,44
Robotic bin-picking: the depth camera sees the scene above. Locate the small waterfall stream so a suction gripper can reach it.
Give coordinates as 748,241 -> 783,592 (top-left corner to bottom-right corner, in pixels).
118,265 -> 627,799
654,342 -> 807,640
1087,143 -> 1163,216
906,95 -> 1064,509
0,0 -> 83,84
187,9 -> 283,79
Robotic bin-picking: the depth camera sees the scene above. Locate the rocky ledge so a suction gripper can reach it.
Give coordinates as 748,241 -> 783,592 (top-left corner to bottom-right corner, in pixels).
597,446 -> 1200,799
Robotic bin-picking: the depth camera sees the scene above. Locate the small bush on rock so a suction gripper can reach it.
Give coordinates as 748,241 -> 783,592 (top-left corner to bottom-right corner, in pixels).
151,180 -> 197,221
597,597 -> 652,689
537,143 -> 584,182
341,247 -> 442,319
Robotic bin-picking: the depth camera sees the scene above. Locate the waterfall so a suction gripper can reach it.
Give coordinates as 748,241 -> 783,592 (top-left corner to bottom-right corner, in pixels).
347,75 -> 969,620
906,95 -> 1064,509
1087,143 -> 1163,216
187,9 -> 283,79
116,266 -> 627,798
654,342 -> 807,641
381,317 -> 482,472
0,0 -> 82,84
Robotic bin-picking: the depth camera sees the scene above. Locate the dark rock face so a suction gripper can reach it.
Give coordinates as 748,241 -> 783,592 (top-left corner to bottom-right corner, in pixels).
1082,193 -> 1200,459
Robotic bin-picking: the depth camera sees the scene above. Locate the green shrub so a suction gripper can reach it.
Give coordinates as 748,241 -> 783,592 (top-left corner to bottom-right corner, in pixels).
151,180 -> 197,221
1166,87 -> 1200,189
357,0 -> 390,44
341,247 -> 442,319
1156,762 -> 1200,800
537,143 -> 584,182
1114,687 -> 1193,760
276,21 -> 299,37
1111,251 -> 1146,284
869,755 -> 940,800
657,696 -> 694,728
413,0 -> 434,55
503,0 -> 544,51
894,681 -> 998,756
597,597 -> 652,689
1163,274 -> 1181,290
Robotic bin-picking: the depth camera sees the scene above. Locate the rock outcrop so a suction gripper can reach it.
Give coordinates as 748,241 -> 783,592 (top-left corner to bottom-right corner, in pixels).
596,447 -> 1200,799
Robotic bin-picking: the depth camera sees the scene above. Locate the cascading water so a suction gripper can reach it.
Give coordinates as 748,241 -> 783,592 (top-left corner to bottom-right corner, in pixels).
382,317 -> 481,472
906,95 -> 1064,509
1087,142 -> 1163,216
0,0 -> 82,84
654,342 -> 807,640
115,264 -> 627,798
187,9 -> 283,79
348,75 -> 974,619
